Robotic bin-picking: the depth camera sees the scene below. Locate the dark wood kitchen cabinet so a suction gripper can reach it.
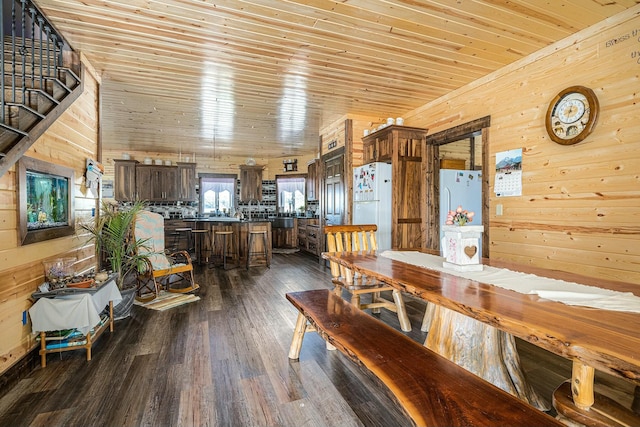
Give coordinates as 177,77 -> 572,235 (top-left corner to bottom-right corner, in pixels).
297,218 -> 320,256
113,159 -> 138,201
177,162 -> 197,201
136,165 -> 178,201
114,162 -> 196,202
362,125 -> 426,164
239,165 -> 263,201
272,219 -> 298,249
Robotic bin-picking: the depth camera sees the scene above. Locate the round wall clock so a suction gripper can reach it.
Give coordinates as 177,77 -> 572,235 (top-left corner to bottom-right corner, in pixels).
545,85 -> 599,145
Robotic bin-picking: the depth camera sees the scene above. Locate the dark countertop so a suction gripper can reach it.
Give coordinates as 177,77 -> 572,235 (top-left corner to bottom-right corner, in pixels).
183,218 -> 240,223
183,216 -> 316,228
183,218 -> 273,224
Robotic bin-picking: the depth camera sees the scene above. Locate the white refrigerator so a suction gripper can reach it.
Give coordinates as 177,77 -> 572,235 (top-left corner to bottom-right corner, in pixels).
353,162 -> 392,251
439,169 -> 483,255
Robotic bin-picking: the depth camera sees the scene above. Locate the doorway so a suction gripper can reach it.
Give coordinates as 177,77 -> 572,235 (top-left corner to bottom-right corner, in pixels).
425,116 -> 490,257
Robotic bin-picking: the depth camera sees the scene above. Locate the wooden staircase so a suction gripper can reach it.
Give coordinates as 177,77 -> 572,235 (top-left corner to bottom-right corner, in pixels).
0,0 -> 83,178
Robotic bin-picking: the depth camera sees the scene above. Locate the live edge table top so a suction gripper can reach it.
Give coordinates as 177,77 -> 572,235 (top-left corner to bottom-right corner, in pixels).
322,250 -> 640,384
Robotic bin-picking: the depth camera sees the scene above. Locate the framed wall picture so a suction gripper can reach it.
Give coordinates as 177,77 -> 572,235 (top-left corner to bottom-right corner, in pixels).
283,159 -> 297,172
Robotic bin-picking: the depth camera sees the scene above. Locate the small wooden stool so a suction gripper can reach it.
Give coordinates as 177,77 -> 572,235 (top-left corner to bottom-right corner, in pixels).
213,230 -> 236,270
190,229 -> 209,265
247,230 -> 269,269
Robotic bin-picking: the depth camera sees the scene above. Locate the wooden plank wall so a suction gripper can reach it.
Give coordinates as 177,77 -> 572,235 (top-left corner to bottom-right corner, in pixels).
405,7 -> 640,284
0,69 -> 100,375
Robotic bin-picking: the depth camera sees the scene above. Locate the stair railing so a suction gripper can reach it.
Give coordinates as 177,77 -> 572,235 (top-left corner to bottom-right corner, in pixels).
1,0 -> 74,127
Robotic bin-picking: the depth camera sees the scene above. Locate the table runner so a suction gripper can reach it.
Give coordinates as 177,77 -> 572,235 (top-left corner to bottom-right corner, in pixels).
380,251 -> 640,313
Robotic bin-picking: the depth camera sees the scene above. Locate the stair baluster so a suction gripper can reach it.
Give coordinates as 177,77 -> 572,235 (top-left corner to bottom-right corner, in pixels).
0,0 -> 83,177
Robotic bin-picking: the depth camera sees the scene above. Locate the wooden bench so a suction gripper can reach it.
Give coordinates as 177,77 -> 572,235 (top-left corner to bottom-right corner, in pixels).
287,289 -> 563,427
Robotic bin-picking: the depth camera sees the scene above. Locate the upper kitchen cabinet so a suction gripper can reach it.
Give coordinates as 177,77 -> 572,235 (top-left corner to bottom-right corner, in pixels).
362,125 -> 427,164
177,162 -> 197,201
113,159 -> 138,201
306,159 -> 319,201
114,162 -> 197,202
239,165 -> 264,201
136,165 -> 179,201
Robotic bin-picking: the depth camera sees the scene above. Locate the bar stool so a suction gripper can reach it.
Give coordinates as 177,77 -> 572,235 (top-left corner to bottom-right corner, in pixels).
190,229 -> 209,265
167,232 -> 181,251
174,227 -> 193,253
247,230 -> 270,270
213,230 -> 236,270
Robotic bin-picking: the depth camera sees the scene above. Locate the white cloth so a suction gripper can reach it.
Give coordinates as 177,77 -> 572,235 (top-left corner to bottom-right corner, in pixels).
380,251 -> 640,313
87,279 -> 122,313
29,280 -> 122,335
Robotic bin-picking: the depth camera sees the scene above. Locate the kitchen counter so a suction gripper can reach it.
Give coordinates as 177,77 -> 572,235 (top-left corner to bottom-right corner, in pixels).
185,219 -> 271,268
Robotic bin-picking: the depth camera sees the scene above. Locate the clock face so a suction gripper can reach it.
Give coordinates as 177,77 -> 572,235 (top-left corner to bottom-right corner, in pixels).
546,86 -> 599,145
556,96 -> 586,124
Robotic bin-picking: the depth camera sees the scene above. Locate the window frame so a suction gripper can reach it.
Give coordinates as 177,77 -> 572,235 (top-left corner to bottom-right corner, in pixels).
276,173 -> 307,214
198,173 -> 237,215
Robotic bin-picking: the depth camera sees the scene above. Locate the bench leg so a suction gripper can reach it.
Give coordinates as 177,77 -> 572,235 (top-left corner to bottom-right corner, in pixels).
289,311 -> 336,358
421,302 -> 435,332
392,289 -> 412,332
288,313 -> 308,359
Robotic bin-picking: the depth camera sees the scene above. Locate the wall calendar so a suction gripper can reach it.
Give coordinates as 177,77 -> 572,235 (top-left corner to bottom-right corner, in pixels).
494,148 -> 522,197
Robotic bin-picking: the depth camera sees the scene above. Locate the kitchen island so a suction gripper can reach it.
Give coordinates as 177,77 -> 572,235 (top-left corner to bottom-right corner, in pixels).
184,218 -> 271,268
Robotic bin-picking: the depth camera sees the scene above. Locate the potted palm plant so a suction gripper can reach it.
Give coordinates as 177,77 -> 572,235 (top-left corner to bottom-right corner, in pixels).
81,200 -> 150,319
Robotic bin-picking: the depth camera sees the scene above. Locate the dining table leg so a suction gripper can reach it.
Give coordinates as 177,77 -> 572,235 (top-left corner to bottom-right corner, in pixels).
552,360 -> 640,426
633,385 -> 640,414
424,305 -> 549,411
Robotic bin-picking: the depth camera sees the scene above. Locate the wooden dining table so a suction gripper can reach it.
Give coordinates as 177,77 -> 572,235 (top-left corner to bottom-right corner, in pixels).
322,250 -> 640,422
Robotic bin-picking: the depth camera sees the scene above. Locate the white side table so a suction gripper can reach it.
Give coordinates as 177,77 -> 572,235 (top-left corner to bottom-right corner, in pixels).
29,278 -> 122,367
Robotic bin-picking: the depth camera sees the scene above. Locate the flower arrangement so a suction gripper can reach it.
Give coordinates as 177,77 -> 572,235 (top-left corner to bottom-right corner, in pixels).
446,205 -> 475,226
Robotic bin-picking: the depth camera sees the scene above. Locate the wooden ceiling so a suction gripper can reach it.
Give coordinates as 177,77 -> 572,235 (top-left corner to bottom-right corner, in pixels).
33,0 -> 638,161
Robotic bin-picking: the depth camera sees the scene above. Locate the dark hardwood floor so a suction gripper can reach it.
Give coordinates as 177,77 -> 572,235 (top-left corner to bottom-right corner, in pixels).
0,252 -> 635,426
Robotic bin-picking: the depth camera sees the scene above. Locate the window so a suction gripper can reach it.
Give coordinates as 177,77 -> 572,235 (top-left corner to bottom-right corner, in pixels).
276,175 -> 306,214
199,174 -> 236,215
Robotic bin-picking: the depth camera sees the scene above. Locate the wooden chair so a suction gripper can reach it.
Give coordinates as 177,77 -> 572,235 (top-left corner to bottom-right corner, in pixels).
134,210 -> 199,302
324,224 -> 411,331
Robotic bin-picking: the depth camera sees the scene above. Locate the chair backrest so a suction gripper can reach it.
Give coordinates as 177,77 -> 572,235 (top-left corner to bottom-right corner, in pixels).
134,210 -> 171,270
324,224 -> 378,281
